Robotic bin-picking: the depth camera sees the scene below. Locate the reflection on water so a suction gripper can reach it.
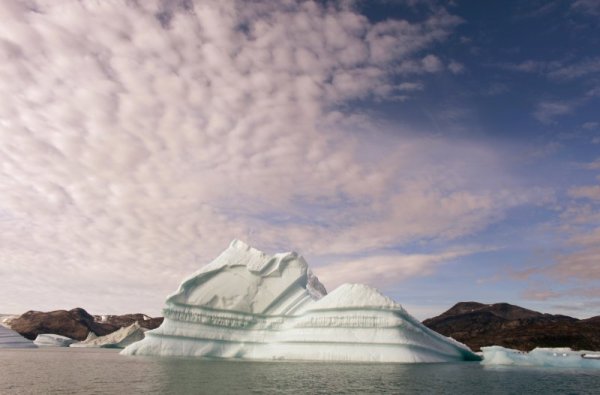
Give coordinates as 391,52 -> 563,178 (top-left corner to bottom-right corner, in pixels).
1,348 -> 599,394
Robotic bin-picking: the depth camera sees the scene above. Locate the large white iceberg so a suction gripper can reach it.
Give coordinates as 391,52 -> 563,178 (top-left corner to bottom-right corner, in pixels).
122,240 -> 479,362
0,325 -> 37,348
482,346 -> 600,368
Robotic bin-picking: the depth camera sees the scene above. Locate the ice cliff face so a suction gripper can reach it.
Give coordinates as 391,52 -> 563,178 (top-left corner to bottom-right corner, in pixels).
122,240 -> 479,362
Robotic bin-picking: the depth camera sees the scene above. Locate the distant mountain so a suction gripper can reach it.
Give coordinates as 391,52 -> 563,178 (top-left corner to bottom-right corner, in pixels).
9,308 -> 163,341
423,302 -> 600,352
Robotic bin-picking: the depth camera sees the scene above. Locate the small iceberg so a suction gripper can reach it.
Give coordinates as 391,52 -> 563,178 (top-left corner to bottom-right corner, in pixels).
122,240 -> 480,362
34,334 -> 78,347
0,325 -> 37,349
481,346 -> 600,368
71,322 -> 146,348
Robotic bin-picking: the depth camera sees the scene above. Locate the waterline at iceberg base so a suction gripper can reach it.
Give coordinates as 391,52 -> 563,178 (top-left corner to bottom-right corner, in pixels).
121,240 -> 480,363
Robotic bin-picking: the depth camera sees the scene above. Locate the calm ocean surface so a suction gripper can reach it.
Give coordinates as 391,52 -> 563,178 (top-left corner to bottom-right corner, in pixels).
1,348 -> 599,394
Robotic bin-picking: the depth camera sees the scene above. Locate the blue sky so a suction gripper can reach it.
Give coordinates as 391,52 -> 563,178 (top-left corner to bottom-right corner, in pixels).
0,0 -> 598,320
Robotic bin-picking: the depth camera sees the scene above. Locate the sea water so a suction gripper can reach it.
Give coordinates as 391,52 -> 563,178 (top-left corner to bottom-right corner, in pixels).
1,348 -> 599,394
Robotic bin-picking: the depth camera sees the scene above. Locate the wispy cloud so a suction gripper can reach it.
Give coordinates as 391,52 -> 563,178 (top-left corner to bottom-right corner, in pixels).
422,54 -> 444,72
587,85 -> 600,96
315,247 -> 480,290
397,82 -> 424,91
523,285 -> 600,301
448,60 -> 465,74
502,57 -> 600,81
513,158 -> 600,307
532,161 -> 600,282
571,0 -> 600,16
547,57 -> 600,80
503,60 -> 550,73
484,82 -> 510,96
533,100 -> 576,123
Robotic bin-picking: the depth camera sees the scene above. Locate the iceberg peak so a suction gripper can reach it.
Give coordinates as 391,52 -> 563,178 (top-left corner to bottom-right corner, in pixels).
167,240 -> 326,312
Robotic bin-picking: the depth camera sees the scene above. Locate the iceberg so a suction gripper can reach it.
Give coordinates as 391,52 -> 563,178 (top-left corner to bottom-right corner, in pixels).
481,346 -> 600,368
122,240 -> 479,362
0,325 -> 37,348
70,322 -> 146,348
34,334 -> 78,347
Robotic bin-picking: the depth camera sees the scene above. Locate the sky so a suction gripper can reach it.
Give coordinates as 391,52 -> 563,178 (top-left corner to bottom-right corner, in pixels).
0,0 -> 599,320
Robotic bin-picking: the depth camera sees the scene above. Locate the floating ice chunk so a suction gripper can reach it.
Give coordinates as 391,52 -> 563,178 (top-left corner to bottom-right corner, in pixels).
481,346 -> 600,368
0,325 -> 37,348
122,240 -> 479,363
71,323 -> 146,348
34,334 -> 78,347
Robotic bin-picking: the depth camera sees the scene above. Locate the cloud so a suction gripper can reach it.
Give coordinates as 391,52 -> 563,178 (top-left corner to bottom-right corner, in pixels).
533,101 -> 575,123
484,82 -> 509,96
588,86 -> 600,96
315,247 -> 478,290
582,122 -> 599,130
522,288 -> 562,301
422,54 -> 444,72
552,248 -> 600,280
523,286 -> 600,301
547,57 -> 600,80
571,0 -> 600,16
397,82 -> 424,91
581,158 -> 600,169
522,286 -> 600,318
532,160 -> 600,282
569,186 -> 600,201
504,60 -> 547,73
448,60 -> 464,74
0,0 -> 538,314
513,159 -> 600,302
502,57 -> 600,81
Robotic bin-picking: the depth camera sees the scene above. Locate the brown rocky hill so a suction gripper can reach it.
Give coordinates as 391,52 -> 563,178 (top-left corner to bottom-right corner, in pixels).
423,302 -> 600,352
10,308 -> 163,341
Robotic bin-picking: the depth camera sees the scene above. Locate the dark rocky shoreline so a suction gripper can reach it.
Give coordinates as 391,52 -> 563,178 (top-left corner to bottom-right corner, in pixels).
9,308 -> 163,341
423,302 -> 600,352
